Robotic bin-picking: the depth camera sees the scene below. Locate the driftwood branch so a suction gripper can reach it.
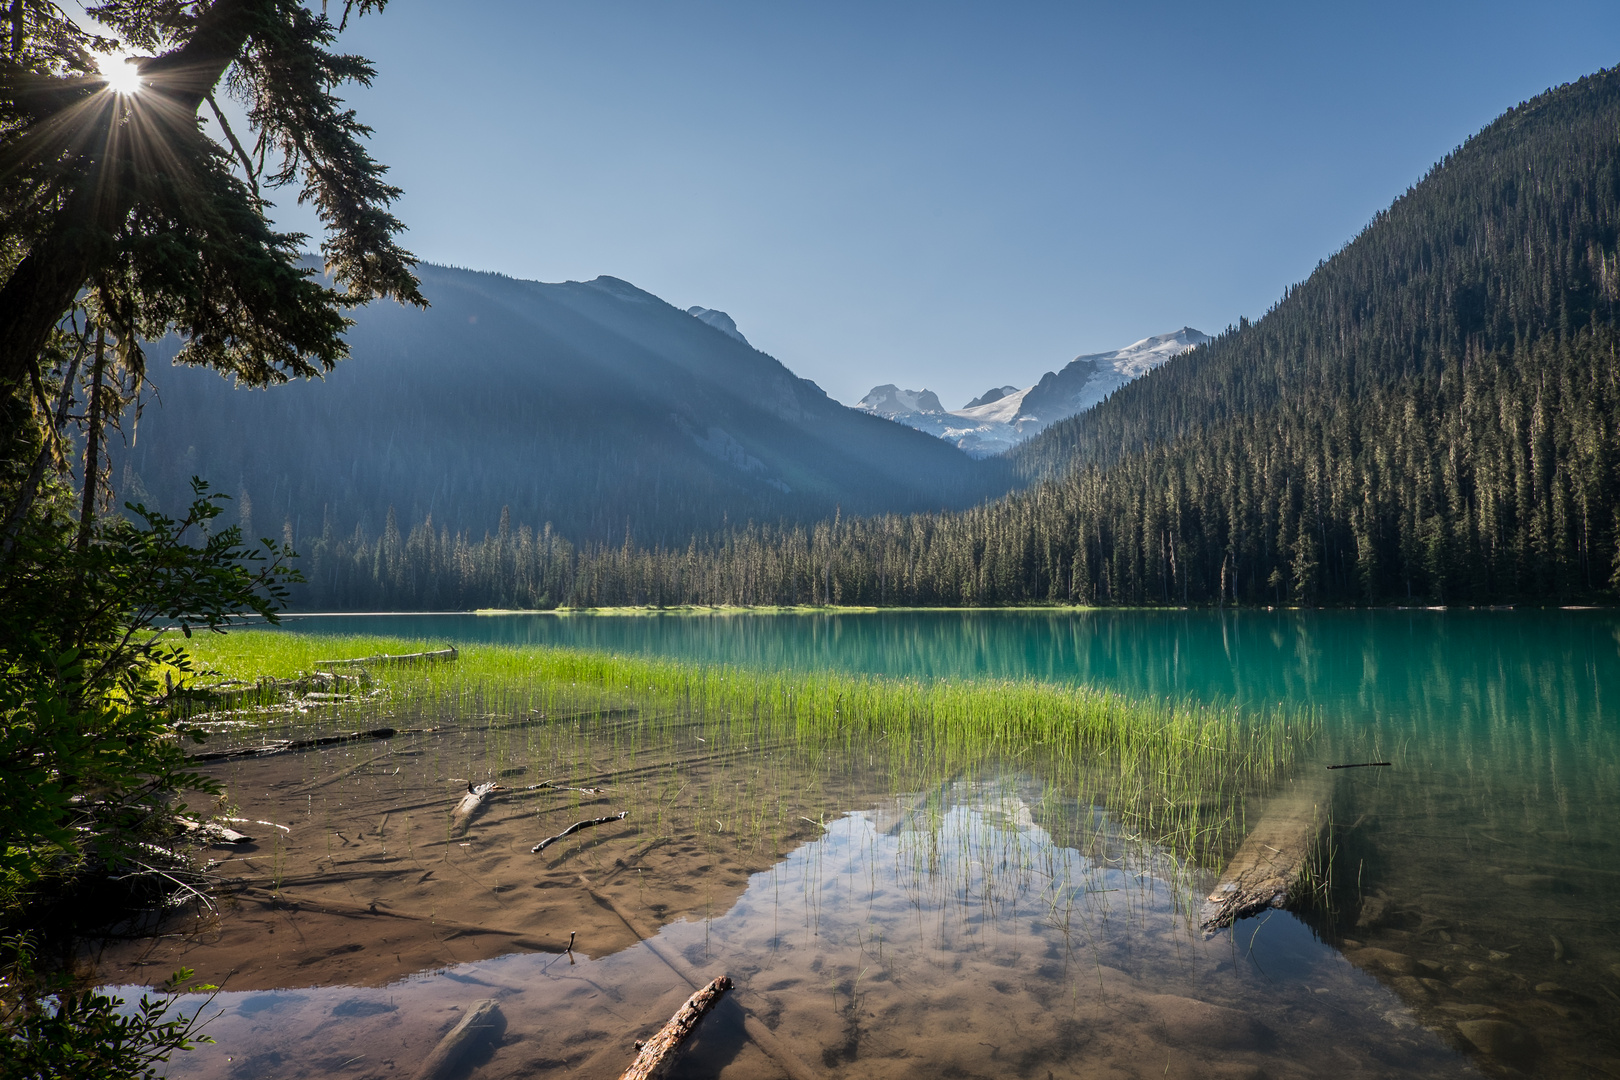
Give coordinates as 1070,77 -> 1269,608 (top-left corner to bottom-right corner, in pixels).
451,781 -> 503,837
532,811 -> 628,854
533,779 -> 606,796
316,647 -> 459,669
620,976 -> 732,1080
177,816 -> 253,844
579,873 -> 820,1080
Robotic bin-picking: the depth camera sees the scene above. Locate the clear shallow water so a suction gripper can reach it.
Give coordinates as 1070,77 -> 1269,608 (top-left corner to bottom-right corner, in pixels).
166,609 -> 1620,1074
136,778 -> 1474,1080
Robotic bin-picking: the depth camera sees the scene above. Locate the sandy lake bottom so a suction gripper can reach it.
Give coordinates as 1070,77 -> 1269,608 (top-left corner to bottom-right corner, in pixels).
87,699 -> 1620,1080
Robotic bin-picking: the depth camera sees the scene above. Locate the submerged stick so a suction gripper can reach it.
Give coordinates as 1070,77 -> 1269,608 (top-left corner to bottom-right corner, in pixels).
317,646 -> 459,669
188,727 -> 398,762
410,997 -> 504,1080
1326,761 -> 1392,770
451,781 -> 503,837
620,975 -> 732,1080
531,779 -> 607,795
532,811 -> 628,854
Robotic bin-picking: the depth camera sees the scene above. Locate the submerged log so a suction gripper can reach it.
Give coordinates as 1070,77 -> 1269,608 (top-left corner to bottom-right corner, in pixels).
620,975 -> 733,1080
579,874 -> 819,1080
188,727 -> 398,762
317,646 -> 459,669
450,781 -> 503,837
1199,772 -> 1333,933
411,997 -> 505,1080
532,811 -> 628,854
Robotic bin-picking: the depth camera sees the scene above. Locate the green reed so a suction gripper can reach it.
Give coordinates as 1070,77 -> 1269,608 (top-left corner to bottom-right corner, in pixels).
178,630 -> 1316,870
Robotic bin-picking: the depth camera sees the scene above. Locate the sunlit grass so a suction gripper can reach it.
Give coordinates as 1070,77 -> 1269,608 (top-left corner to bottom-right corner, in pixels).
175,629 -> 1316,871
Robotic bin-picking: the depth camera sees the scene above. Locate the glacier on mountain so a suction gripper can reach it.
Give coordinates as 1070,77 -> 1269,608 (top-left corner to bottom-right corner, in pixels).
854,328 -> 1210,457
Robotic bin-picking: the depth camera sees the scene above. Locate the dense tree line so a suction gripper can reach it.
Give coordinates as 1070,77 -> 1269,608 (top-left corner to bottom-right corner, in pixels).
289,69 -> 1620,611
293,326 -> 1620,609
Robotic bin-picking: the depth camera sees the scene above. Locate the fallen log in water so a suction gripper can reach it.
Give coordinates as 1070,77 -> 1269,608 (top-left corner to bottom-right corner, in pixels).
532,811 -> 629,854
317,646 -> 459,670
579,874 -> 820,1080
1199,771 -> 1333,933
620,976 -> 732,1080
187,727 -> 398,762
451,781 -> 503,837
410,997 -> 505,1080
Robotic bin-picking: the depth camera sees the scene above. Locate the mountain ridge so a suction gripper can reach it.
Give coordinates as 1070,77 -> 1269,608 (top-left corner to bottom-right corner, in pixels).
119,264 -> 1012,550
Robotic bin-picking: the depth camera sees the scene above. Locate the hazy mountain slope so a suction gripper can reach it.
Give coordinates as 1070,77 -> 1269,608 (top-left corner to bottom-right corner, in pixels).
856,328 -> 1208,456
120,265 -> 1009,548
686,306 -> 749,345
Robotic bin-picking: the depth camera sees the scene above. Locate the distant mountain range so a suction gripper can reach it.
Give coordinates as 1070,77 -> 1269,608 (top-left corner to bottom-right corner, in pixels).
855,328 -> 1209,456
118,265 -> 1011,549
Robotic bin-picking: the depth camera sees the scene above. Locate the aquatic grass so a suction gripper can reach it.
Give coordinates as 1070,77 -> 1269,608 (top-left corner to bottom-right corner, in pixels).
177,630 -> 1318,872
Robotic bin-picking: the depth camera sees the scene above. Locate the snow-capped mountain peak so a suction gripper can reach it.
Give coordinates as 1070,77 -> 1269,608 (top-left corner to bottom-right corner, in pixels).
856,327 -> 1208,457
856,384 -> 948,418
965,385 -> 1021,408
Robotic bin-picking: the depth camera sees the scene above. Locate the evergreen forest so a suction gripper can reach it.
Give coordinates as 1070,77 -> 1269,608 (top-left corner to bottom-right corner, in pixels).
294,68 -> 1620,610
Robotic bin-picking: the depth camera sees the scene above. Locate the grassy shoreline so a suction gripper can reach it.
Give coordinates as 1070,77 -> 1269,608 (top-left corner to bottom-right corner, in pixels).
179,630 -> 1315,860
260,602 -> 1606,618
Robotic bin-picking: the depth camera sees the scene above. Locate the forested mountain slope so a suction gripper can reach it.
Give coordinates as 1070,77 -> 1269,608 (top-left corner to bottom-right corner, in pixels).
1016,68 -> 1620,479
119,265 -> 1010,550
292,67 -> 1620,610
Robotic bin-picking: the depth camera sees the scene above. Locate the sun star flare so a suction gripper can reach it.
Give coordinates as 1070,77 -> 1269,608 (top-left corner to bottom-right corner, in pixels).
95,52 -> 142,95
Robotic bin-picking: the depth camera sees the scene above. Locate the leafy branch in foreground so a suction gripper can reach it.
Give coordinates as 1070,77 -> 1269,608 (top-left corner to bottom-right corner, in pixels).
0,479 -> 300,916
0,937 -> 216,1080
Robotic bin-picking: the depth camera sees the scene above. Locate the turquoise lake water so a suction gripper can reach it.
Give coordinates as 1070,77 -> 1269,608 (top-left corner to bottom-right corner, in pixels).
226,608 -> 1620,1073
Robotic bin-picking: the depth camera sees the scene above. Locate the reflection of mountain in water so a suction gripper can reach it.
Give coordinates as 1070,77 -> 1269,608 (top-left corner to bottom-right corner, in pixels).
136,769 -> 1477,1080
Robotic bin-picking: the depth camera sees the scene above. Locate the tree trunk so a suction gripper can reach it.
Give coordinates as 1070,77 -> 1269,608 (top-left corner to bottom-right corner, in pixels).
75,325 -> 105,555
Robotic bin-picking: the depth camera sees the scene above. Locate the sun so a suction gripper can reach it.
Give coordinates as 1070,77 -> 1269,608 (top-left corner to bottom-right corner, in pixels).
96,52 -> 142,95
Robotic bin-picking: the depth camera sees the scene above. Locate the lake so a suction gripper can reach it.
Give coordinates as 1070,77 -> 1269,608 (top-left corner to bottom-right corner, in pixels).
112,609 -> 1620,1077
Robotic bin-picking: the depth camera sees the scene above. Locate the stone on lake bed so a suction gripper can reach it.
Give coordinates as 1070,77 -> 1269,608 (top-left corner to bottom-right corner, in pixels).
1455,1019 -> 1538,1064
1439,1003 -> 1510,1019
1355,893 -> 1392,928
1500,873 -> 1568,891
1141,993 -> 1272,1051
1391,976 -> 1435,998
1350,947 -> 1416,975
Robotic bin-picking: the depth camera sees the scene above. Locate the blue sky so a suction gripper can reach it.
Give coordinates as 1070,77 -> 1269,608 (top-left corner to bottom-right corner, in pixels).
251,1 -> 1620,407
